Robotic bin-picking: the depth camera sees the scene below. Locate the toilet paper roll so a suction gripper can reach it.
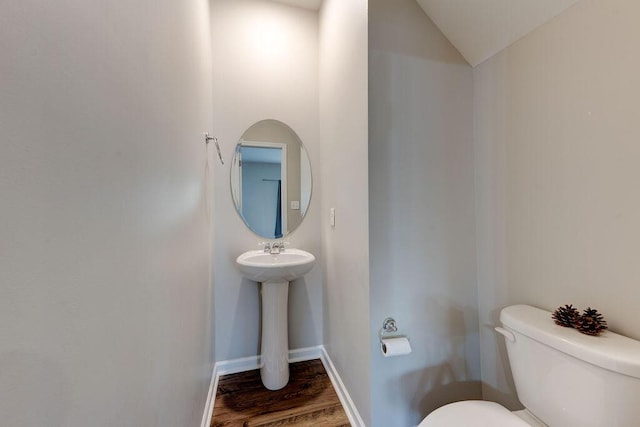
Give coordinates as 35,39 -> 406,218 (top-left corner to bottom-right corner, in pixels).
380,336 -> 412,357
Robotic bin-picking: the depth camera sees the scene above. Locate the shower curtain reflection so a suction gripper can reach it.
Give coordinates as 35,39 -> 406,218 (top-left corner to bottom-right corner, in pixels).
275,179 -> 282,238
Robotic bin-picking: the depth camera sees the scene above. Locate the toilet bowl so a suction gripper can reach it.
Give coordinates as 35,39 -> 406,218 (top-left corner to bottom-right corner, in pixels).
418,401 -> 544,426
419,305 -> 640,426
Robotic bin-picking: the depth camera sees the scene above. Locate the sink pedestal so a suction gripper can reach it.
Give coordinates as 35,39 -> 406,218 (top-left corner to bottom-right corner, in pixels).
260,280 -> 290,390
235,248 -> 315,390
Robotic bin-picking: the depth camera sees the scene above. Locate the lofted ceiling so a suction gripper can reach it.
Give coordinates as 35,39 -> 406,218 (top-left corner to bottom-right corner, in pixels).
416,0 -> 581,66
267,0 -> 581,67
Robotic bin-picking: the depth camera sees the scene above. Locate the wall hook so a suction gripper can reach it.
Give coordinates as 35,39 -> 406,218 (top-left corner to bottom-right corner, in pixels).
205,132 -> 224,165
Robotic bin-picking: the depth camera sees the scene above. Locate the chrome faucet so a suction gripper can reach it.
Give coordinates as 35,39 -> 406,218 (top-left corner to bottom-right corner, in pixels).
270,242 -> 284,254
260,241 -> 286,254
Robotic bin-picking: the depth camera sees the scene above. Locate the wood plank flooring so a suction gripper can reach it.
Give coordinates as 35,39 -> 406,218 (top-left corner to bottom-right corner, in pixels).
211,359 -> 350,427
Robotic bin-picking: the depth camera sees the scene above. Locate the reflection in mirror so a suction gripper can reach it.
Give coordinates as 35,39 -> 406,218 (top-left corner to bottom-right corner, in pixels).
231,120 -> 312,239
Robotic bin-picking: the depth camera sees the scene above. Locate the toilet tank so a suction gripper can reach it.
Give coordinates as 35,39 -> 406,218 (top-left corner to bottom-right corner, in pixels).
499,305 -> 640,427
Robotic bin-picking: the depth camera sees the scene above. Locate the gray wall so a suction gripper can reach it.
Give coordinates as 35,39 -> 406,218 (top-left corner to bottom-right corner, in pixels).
211,0 -> 322,361
319,0 -> 371,424
474,0 -> 640,409
368,1 -> 481,425
0,0 -> 214,425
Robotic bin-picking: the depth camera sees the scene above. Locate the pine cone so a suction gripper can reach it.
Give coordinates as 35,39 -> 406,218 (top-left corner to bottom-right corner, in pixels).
552,304 -> 580,328
576,307 -> 608,336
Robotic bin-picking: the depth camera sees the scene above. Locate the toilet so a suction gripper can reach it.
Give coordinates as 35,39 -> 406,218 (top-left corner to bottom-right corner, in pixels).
419,304 -> 640,426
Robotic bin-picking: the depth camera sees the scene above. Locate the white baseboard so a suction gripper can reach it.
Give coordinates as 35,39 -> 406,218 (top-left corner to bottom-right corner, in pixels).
288,345 -> 323,363
200,345 -> 363,427
319,346 -> 365,427
200,363 -> 218,427
215,353 -> 261,376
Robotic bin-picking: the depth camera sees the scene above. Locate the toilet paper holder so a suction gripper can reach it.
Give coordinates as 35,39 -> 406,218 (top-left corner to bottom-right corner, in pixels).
379,317 -> 398,343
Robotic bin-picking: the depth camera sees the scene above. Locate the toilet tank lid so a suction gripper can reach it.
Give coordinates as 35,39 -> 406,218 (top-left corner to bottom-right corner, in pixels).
500,305 -> 640,379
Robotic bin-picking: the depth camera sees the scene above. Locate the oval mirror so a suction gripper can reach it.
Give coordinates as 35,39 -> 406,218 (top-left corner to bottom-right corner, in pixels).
230,119 -> 312,239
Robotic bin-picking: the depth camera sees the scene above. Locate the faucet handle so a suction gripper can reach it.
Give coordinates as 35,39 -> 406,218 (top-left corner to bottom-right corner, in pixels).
276,241 -> 290,251
259,242 -> 271,252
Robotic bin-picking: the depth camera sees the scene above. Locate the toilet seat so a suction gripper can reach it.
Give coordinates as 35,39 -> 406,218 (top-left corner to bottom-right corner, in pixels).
418,401 -> 532,426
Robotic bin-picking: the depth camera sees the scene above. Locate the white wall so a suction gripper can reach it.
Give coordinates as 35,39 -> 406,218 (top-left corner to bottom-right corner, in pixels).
0,0 -> 214,425
210,0 -> 322,361
475,0 -> 640,408
368,0 -> 480,425
318,0 -> 371,424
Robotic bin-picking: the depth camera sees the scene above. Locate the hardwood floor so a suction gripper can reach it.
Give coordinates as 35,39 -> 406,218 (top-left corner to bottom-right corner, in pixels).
211,359 -> 351,427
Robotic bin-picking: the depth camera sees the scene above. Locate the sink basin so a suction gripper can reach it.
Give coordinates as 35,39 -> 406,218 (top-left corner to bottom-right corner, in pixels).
236,249 -> 315,283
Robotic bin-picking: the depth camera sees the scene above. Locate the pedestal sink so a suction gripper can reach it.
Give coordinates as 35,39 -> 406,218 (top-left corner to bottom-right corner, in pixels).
236,248 -> 315,390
